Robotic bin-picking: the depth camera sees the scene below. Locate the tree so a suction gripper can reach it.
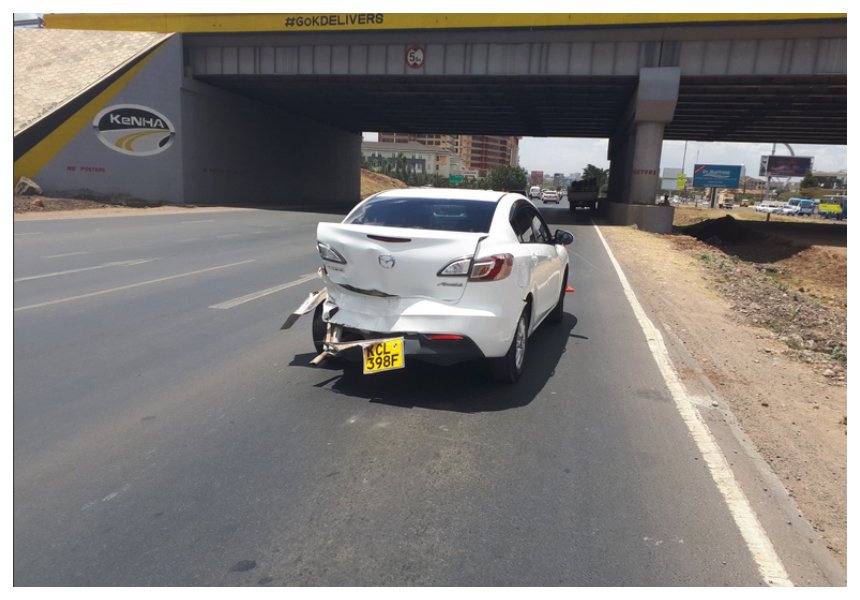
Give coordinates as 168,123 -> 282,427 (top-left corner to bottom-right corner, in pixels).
800,173 -> 821,189
582,164 -> 609,189
486,166 -> 528,192
580,164 -> 609,193
394,152 -> 408,182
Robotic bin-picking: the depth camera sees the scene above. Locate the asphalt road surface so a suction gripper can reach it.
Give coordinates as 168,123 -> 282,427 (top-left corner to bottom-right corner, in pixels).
12,205 -> 834,586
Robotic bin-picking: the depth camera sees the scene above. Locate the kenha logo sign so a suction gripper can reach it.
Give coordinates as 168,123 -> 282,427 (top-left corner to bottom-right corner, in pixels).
93,105 -> 175,156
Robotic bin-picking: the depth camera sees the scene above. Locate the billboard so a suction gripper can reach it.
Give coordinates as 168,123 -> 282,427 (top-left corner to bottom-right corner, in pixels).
759,155 -> 813,177
692,164 -> 743,188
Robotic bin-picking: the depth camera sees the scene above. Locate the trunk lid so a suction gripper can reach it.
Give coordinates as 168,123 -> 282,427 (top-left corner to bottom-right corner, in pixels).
317,222 -> 484,302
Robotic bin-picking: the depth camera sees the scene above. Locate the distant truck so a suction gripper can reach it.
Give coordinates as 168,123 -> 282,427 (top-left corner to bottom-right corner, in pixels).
567,179 -> 599,212
718,194 -> 735,209
529,185 -> 542,200
819,195 -> 847,220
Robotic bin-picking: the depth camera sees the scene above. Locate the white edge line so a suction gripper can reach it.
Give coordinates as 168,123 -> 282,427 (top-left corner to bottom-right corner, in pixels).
592,222 -> 792,587
14,260 -> 255,313
209,273 -> 319,309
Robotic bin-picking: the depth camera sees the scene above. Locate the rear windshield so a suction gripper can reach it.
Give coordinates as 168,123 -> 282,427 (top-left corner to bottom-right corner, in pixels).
345,196 -> 496,233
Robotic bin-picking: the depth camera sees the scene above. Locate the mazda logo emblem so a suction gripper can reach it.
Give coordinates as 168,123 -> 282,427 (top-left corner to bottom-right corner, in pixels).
378,255 -> 395,269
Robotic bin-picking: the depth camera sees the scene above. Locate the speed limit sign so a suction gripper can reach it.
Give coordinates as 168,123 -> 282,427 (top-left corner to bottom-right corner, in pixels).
406,45 -> 425,69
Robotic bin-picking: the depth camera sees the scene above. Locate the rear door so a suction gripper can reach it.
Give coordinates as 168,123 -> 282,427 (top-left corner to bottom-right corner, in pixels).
510,202 -> 563,322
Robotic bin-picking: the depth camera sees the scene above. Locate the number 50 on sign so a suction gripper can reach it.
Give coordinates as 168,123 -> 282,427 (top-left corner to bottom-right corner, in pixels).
406,45 -> 425,69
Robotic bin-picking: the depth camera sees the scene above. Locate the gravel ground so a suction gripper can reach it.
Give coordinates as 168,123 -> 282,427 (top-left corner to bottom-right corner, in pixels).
600,209 -> 846,570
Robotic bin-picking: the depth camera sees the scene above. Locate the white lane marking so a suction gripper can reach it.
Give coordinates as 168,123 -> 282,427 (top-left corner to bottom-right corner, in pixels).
14,259 -> 154,282
14,232 -> 44,236
593,223 -> 792,587
43,251 -> 90,259
209,272 -> 319,309
216,233 -> 242,239
569,248 -> 601,271
14,259 -> 255,313
181,219 -> 215,224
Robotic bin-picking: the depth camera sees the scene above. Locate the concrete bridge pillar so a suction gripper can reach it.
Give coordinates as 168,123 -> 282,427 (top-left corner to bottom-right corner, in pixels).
628,67 -> 680,205
605,67 -> 680,232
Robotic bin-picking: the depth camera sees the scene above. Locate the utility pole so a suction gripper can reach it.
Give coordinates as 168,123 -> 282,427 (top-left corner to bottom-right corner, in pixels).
765,143 -> 776,202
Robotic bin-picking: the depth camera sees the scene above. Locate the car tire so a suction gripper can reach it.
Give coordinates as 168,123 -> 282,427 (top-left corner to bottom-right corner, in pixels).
490,306 -> 530,383
312,303 -> 326,355
547,269 -> 568,324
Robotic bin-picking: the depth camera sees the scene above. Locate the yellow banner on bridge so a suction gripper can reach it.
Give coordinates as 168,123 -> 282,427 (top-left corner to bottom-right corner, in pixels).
44,13 -> 846,33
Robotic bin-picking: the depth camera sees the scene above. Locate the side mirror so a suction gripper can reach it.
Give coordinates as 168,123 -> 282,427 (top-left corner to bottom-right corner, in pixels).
554,229 -> 574,246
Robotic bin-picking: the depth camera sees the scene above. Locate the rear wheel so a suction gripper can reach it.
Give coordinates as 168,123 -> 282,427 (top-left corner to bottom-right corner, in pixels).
547,269 -> 568,324
490,306 -> 530,383
312,303 -> 326,354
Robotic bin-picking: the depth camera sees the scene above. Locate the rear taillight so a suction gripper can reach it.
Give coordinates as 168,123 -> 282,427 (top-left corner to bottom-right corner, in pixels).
317,242 -> 347,264
469,254 -> 513,281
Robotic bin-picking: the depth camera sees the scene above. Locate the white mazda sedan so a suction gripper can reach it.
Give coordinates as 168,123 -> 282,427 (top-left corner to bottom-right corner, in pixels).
307,188 -> 573,382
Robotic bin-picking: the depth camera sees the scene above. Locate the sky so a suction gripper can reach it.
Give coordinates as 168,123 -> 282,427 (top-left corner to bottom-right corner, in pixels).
517,138 -> 848,180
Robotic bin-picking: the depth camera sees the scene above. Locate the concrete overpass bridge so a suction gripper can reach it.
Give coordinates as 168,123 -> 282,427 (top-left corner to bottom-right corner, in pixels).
16,13 -> 846,231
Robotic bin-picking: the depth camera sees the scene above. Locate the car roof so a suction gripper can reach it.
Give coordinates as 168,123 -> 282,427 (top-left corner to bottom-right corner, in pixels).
373,188 -> 515,202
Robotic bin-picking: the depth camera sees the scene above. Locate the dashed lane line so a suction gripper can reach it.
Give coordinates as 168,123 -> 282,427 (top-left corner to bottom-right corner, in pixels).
43,251 -> 90,259
14,259 -> 154,282
14,260 -> 255,313
209,272 -> 319,309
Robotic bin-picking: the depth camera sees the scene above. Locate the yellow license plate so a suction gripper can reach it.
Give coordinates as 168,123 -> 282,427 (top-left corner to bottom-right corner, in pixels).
362,338 -> 405,374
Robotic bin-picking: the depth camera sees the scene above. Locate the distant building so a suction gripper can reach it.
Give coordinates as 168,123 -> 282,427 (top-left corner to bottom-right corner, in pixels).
740,176 -> 768,191
361,141 -> 463,179
459,135 -> 519,177
376,133 -> 461,155
530,170 -> 544,186
809,171 -> 848,191
378,133 -> 519,178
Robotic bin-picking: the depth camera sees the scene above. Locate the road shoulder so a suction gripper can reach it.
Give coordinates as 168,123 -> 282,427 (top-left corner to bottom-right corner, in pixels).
597,222 -> 847,579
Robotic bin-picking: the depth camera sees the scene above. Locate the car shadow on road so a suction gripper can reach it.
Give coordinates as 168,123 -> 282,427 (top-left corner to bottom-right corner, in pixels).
289,313 -> 580,413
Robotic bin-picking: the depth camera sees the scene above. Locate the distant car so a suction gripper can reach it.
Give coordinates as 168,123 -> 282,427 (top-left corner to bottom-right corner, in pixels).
788,198 -> 816,215
779,204 -> 800,215
529,186 -> 542,200
307,189 -> 574,382
540,190 -> 560,204
755,202 -> 781,214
